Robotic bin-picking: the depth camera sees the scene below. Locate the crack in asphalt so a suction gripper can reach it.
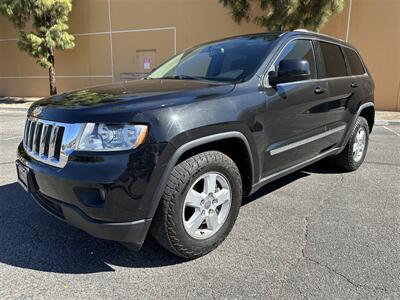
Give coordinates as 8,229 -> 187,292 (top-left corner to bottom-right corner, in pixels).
277,176 -> 346,299
276,259 -> 310,300
303,255 -> 397,294
295,175 -> 399,295
300,175 -> 344,259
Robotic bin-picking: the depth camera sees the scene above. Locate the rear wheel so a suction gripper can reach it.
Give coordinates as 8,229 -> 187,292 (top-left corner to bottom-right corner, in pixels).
151,151 -> 242,259
332,116 -> 369,171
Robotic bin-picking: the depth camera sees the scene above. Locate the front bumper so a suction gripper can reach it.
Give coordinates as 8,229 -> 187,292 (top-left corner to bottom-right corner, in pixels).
31,190 -> 151,249
16,141 -> 168,248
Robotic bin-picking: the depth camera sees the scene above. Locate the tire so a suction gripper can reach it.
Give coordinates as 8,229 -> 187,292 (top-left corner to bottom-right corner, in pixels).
333,116 -> 369,171
151,151 -> 242,259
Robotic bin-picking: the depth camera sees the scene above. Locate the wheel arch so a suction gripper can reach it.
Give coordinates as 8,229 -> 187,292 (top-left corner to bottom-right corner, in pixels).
176,136 -> 254,196
359,104 -> 375,133
340,102 -> 374,148
147,132 -> 255,220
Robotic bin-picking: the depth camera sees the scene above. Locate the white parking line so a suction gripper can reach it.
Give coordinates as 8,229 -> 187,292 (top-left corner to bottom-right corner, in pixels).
375,120 -> 389,126
1,136 -> 22,141
383,126 -> 400,137
0,109 -> 28,114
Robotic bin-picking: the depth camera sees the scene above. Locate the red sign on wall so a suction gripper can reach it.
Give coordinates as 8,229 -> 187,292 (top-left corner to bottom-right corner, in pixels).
143,58 -> 151,70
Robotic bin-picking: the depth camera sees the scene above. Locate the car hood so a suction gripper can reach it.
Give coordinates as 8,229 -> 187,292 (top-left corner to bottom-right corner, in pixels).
28,79 -> 235,123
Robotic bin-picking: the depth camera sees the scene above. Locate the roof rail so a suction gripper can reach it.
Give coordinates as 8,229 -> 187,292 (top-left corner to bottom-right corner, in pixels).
292,29 -> 346,43
293,29 -> 310,32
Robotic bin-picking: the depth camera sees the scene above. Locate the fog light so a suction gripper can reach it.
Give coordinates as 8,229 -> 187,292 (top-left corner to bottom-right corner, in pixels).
74,187 -> 106,207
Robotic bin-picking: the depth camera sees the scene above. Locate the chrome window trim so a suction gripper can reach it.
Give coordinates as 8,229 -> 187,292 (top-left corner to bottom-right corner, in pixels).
269,125 -> 346,156
269,74 -> 369,88
262,36 -> 368,88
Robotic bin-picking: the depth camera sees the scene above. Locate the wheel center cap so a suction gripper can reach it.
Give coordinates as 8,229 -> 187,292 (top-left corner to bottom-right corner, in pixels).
204,200 -> 211,209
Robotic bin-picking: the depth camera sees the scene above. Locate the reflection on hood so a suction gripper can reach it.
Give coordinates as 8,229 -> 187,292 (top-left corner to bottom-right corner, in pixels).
37,90 -> 116,107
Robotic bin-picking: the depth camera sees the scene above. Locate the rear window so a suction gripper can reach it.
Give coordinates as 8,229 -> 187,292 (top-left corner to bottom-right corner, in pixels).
318,42 -> 347,78
343,47 -> 365,75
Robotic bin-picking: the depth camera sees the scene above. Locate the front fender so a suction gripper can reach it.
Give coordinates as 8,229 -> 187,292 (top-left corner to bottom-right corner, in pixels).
141,128 -> 257,220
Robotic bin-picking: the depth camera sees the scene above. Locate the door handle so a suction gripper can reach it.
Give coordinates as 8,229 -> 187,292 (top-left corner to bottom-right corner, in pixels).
314,87 -> 326,94
351,82 -> 358,88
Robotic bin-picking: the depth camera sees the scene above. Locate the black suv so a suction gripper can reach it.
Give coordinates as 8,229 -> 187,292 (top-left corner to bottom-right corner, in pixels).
16,31 -> 374,258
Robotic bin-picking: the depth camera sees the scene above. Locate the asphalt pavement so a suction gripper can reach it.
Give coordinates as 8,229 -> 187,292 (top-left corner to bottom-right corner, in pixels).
0,107 -> 399,299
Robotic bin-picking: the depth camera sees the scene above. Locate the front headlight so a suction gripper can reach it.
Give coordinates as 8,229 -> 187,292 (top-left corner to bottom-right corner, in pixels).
77,123 -> 148,151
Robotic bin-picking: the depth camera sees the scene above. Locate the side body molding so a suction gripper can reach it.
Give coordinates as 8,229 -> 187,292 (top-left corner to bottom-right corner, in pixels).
148,131 -> 255,219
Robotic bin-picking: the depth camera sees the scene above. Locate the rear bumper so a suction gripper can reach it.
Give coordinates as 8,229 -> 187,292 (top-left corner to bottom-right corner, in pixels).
32,191 -> 152,249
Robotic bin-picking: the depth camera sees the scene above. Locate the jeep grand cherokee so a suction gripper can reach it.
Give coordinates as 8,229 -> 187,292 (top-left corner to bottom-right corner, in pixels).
16,30 -> 375,258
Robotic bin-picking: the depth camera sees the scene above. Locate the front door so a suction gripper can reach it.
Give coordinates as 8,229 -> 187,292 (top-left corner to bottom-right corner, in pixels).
261,39 -> 332,177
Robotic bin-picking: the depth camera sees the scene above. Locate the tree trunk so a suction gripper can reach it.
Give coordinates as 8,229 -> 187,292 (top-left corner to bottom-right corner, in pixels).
48,55 -> 57,96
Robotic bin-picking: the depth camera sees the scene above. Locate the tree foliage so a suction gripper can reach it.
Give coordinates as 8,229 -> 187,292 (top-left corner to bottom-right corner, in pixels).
0,0 -> 75,95
220,0 -> 345,31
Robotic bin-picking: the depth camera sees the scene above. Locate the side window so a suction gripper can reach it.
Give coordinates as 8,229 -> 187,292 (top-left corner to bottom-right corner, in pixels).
343,47 -> 365,75
318,41 -> 347,78
273,40 -> 317,79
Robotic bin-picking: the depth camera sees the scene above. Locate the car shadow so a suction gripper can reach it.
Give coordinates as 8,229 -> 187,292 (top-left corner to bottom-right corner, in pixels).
0,160 -> 341,274
0,97 -> 31,104
242,170 -> 310,206
303,158 -> 347,174
242,159 -> 345,206
0,182 -> 187,274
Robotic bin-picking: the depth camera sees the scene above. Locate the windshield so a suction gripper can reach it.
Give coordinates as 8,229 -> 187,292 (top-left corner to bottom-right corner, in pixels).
148,35 -> 279,83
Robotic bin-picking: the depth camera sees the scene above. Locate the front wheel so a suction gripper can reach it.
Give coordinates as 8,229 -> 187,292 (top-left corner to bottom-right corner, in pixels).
332,116 -> 369,171
150,151 -> 242,259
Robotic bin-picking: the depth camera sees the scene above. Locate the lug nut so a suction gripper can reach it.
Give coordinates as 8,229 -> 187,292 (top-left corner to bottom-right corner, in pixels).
209,209 -> 214,215
201,210 -> 206,217
200,200 -> 205,206
212,199 -> 218,205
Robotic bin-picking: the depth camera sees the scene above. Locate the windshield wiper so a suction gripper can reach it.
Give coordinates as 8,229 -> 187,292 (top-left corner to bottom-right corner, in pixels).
159,75 -> 205,81
159,75 -> 237,84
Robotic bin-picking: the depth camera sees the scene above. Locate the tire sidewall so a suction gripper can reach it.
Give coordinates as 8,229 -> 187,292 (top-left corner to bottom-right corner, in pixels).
348,117 -> 369,169
169,157 -> 242,253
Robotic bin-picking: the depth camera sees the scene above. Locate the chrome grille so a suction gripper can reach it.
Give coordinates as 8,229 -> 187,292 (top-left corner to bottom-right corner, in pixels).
23,117 -> 83,168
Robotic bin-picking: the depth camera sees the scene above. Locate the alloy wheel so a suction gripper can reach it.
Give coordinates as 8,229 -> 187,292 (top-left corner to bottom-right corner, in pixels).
353,127 -> 367,162
182,172 -> 232,239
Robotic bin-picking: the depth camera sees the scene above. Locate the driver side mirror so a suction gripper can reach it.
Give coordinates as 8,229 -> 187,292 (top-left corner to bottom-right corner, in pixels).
269,59 -> 311,87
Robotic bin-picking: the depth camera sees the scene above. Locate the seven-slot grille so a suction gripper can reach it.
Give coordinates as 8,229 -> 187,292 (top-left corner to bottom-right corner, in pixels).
23,118 -> 65,167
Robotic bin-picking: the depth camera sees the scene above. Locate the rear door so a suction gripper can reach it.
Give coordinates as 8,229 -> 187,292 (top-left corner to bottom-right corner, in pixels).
313,41 -> 351,138
341,46 -> 370,115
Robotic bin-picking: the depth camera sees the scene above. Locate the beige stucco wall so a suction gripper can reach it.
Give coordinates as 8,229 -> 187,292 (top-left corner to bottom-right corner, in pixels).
0,0 -> 399,111
0,0 -> 263,97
